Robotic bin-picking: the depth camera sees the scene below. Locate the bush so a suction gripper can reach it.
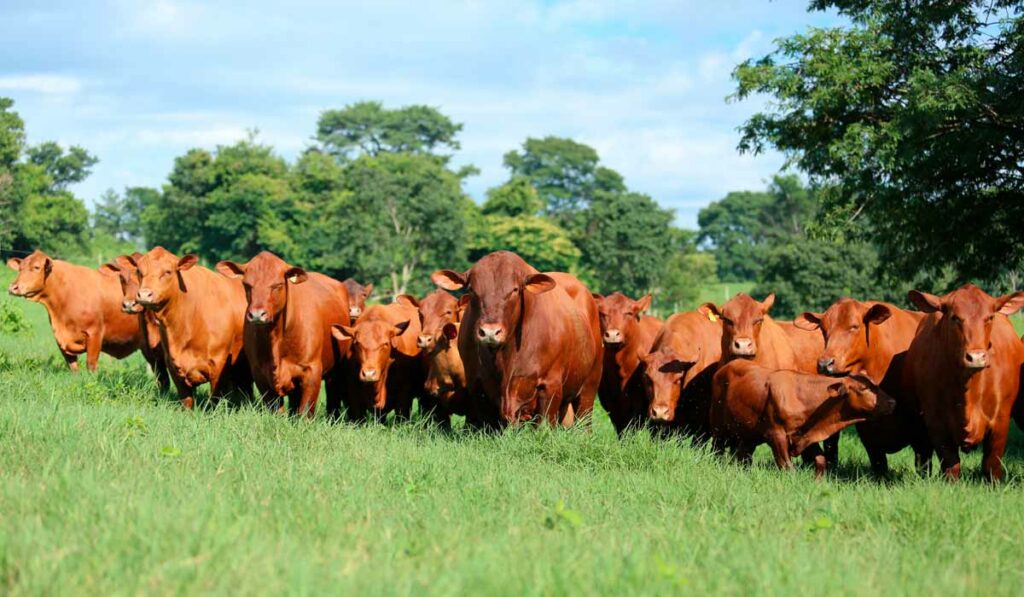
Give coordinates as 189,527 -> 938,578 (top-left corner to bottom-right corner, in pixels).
0,297 -> 29,335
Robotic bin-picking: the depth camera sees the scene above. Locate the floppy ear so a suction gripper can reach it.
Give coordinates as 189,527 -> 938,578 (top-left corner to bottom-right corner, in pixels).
442,322 -> 459,340
432,270 -> 466,291
6,258 -> 22,271
995,292 -> 1024,316
659,358 -> 695,374
394,320 -> 411,335
698,302 -> 722,320
794,312 -> 822,331
760,293 -> 776,313
363,283 -> 374,296
43,257 -> 52,275
216,261 -> 245,279
117,254 -> 138,269
524,273 -> 555,294
591,293 -> 604,304
177,254 -> 199,271
863,304 -> 892,325
99,263 -> 120,277
635,294 -> 653,314
394,294 -> 419,308
827,382 -> 849,399
331,324 -> 356,341
908,290 -> 942,313
284,267 -> 308,284
130,252 -> 144,261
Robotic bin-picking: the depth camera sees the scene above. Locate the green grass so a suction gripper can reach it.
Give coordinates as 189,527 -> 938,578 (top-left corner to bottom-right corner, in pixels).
2,271 -> 1024,595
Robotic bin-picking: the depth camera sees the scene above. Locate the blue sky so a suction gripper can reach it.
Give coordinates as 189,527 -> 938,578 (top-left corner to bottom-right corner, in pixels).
0,1 -> 838,228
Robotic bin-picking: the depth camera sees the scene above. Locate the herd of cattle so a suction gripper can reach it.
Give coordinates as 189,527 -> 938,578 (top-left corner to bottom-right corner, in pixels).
6,248 -> 1024,482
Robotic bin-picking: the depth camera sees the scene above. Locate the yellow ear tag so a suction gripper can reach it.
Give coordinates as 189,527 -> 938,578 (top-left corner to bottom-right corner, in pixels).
288,275 -> 300,284
707,312 -> 718,323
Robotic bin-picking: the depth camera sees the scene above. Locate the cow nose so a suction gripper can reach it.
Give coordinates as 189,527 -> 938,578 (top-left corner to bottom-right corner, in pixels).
650,405 -> 672,422
964,351 -> 988,369
732,337 -> 755,356
349,307 -> 361,319
7,283 -> 19,295
122,299 -> 137,313
136,289 -> 154,304
478,324 -> 505,346
360,368 -> 379,382
603,329 -> 623,344
247,309 -> 268,324
817,357 -> 835,374
417,334 -> 434,349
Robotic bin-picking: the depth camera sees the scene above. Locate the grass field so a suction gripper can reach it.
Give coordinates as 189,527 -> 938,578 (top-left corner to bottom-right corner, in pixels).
2,272 -> 1024,595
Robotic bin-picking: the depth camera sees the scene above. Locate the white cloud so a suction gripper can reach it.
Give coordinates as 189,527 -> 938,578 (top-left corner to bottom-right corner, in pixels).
0,74 -> 82,94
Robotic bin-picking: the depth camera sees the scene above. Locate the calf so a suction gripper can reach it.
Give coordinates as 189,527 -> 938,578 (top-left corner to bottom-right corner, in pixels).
432,251 -> 602,428
592,292 -> 661,435
641,310 -> 722,437
795,299 -> 928,475
331,303 -> 423,422
129,247 -> 251,409
902,285 -> 1024,481
100,253 -> 169,388
710,360 -> 895,477
8,250 -> 143,371
216,252 -> 350,418
343,278 -> 373,320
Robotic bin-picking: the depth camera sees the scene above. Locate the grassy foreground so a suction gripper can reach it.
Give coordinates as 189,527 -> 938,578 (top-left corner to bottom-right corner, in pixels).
2,278 -> 1024,595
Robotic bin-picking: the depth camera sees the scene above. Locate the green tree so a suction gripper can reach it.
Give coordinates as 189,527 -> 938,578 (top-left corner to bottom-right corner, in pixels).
93,189 -> 127,240
657,228 -> 719,312
0,98 -> 25,169
316,101 -> 462,161
25,141 -> 98,190
503,136 -> 625,229
733,1 -> 1024,281
18,192 -> 90,256
481,176 -> 543,217
469,214 -> 581,274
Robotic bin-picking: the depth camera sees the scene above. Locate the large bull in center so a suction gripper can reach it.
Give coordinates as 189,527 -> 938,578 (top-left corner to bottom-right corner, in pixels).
431,251 -> 602,428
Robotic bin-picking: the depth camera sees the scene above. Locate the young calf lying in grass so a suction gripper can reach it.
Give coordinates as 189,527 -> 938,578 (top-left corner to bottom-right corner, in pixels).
710,360 -> 895,477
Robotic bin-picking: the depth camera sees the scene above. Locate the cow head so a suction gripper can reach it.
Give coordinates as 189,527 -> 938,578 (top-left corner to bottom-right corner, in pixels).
432,251 -> 554,349
908,284 -> 1024,370
794,299 -> 892,378
641,346 -> 698,423
343,279 -> 373,319
593,292 -> 652,346
7,250 -> 53,298
134,246 -> 198,309
791,374 -> 896,454
332,319 -> 410,408
406,290 -> 459,352
424,322 -> 462,398
99,253 -> 146,313
700,293 -> 775,360
216,251 -> 307,326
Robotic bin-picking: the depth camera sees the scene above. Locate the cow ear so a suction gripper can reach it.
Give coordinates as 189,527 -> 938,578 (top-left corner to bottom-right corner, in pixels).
331,324 -> 355,341
995,292 -> 1024,316
794,312 -> 822,331
43,257 -> 52,275
442,322 -> 459,340
698,302 -> 721,320
362,283 -> 373,296
284,267 -> 308,284
635,294 -> 653,314
6,257 -> 22,271
524,273 -> 555,294
99,263 -> 120,277
117,254 -> 138,269
908,290 -> 942,313
216,261 -> 245,279
864,304 -> 892,325
660,358 -> 695,374
760,293 -> 776,313
394,294 -> 419,308
394,320 -> 411,335
177,254 -> 198,271
432,270 -> 466,291
827,382 -> 849,399
591,292 -> 604,304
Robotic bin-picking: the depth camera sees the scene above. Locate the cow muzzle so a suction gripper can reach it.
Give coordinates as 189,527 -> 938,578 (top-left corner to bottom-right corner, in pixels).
817,357 -> 836,375
649,404 -> 674,423
477,324 -> 505,347
349,307 -> 362,319
136,288 -> 156,305
247,309 -> 271,325
603,329 -> 623,345
963,350 -> 988,369
7,283 -> 22,296
360,368 -> 380,383
731,337 -> 756,356
417,334 -> 434,350
122,299 -> 142,314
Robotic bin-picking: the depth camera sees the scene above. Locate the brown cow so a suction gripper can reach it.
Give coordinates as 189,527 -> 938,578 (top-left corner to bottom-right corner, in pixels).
99,253 -> 169,388
432,251 -> 603,428
795,299 -> 928,475
902,285 -> 1024,481
397,290 -> 469,429
641,310 -> 722,437
343,278 -> 373,320
777,321 -> 826,373
216,252 -> 350,418
593,292 -> 661,435
7,250 -> 143,372
129,247 -> 251,409
710,359 -> 895,477
330,302 -> 423,422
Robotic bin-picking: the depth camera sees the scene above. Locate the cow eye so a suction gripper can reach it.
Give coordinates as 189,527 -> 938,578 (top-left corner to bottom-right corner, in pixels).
949,314 -> 961,323
850,324 -> 860,332
754,318 -> 764,325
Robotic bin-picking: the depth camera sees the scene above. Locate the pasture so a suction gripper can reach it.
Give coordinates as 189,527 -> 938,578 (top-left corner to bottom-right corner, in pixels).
2,269 -> 1024,596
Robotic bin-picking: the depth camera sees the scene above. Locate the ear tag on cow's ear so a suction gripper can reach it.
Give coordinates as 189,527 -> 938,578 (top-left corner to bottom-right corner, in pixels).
707,312 -> 718,323
288,275 -> 301,284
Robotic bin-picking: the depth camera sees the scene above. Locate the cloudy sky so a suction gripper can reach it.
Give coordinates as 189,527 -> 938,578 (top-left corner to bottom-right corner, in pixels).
0,1 -> 837,228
